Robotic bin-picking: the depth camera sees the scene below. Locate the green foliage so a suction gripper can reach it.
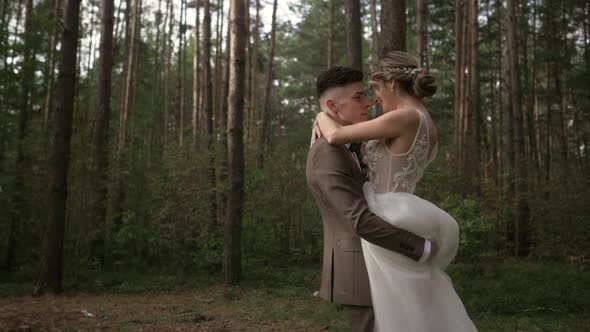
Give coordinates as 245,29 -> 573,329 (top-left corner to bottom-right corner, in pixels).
243,129 -> 322,265
438,193 -> 496,261
448,260 -> 590,315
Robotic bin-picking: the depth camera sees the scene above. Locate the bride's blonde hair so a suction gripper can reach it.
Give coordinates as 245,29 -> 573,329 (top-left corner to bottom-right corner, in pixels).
369,51 -> 437,99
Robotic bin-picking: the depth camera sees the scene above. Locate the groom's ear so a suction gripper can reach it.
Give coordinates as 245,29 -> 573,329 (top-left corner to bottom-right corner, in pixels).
326,99 -> 337,114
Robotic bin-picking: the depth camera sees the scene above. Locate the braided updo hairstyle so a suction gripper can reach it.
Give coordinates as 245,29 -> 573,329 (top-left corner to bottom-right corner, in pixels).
369,51 -> 437,99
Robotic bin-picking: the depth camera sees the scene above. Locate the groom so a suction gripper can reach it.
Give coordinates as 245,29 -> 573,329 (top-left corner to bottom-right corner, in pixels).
306,66 -> 437,332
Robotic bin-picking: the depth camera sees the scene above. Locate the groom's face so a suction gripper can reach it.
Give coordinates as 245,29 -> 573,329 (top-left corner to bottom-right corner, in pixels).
330,82 -> 371,125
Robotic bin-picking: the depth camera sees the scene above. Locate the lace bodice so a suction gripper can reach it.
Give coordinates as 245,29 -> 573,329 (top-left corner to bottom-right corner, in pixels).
365,110 -> 438,194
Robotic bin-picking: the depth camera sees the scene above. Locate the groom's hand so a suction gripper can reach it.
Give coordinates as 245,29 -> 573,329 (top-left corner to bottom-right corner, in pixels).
427,241 -> 439,262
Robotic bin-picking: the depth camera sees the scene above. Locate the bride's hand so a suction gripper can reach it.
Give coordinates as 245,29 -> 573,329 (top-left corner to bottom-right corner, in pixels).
310,112 -> 333,147
310,118 -> 323,147
315,112 -> 342,144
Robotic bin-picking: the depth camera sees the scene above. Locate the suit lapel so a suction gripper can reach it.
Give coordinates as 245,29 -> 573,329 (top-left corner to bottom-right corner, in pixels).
341,146 -> 364,177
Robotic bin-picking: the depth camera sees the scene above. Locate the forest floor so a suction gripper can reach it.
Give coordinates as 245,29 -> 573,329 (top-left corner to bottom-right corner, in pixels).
1,262 -> 589,331
0,286 -> 334,331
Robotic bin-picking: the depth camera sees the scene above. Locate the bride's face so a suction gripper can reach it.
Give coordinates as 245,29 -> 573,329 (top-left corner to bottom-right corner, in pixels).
371,80 -> 398,113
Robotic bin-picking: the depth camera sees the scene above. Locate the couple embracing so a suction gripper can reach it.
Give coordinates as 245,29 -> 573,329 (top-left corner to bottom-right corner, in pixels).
306,51 -> 478,332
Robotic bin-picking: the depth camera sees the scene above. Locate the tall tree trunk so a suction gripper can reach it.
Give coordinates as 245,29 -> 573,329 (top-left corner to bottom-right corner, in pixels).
522,0 -> 539,191
485,0 -> 498,186
224,0 -> 246,286
203,0 -> 217,221
43,0 -> 63,129
215,0 -> 227,225
149,0 -> 163,148
214,0 -> 224,130
507,0 -> 529,256
118,0 -> 141,155
118,0 -> 131,122
163,0 -> 173,144
92,0 -> 115,266
0,0 -> 7,183
256,0 -> 277,168
248,0 -> 260,145
327,0 -> 334,67
345,0 -> 362,71
416,0 -> 426,68
461,0 -> 471,191
583,2 -> 589,167
462,0 -> 477,193
175,0 -> 186,146
453,0 -> 463,148
470,0 -> 480,193
86,1 -> 97,75
5,0 -> 33,273
380,0 -> 405,55
218,0 -> 232,226
370,0 -> 379,64
113,0 -> 125,43
34,0 -> 82,295
203,0 -> 213,137
191,0 -> 200,140
545,62 -> 552,187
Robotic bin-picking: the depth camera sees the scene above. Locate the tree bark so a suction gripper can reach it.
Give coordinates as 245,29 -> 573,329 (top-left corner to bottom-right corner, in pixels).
248,0 -> 260,144
345,0 -> 362,71
224,0 -> 247,286
164,0 -> 173,144
203,0 -> 217,221
43,0 -> 63,129
191,0 -> 200,139
461,0 -> 477,193
256,0 -> 277,168
370,0 -> 379,64
485,0 -> 498,186
203,0 -> 213,137
34,0 -> 82,294
469,0 -> 480,193
416,0 -> 426,68
218,0 -> 232,225
91,0 -> 115,266
507,0 -> 529,256
214,0 -> 225,130
327,0 -> 334,67
86,1 -> 97,75
149,0 -> 163,147
175,0 -> 186,146
118,0 -> 141,155
380,0 -> 405,55
453,0 -> 463,148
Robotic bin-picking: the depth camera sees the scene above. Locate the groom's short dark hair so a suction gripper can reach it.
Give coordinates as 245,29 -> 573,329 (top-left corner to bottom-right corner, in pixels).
316,66 -> 363,99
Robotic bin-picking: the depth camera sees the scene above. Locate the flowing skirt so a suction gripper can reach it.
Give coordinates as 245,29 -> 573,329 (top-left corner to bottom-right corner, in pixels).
362,182 -> 477,332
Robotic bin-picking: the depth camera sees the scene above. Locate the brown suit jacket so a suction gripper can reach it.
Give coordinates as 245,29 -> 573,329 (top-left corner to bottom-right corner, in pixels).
306,138 -> 426,306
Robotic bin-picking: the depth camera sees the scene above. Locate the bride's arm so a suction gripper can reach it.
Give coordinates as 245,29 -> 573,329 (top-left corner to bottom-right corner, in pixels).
316,108 -> 420,145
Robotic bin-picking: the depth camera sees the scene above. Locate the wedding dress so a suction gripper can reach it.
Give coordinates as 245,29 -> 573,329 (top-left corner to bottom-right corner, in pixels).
362,109 -> 477,332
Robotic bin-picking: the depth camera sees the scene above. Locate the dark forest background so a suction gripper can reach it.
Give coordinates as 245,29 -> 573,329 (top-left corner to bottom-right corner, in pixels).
0,0 -> 589,329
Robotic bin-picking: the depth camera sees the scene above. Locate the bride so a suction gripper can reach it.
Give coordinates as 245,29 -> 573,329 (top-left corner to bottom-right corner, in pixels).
315,51 -> 477,332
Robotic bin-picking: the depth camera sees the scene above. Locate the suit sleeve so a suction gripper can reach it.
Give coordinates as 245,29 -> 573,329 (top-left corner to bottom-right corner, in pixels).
312,143 -> 425,261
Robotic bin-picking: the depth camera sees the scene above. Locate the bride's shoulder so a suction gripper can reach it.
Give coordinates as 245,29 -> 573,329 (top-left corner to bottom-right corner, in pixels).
379,108 -> 421,129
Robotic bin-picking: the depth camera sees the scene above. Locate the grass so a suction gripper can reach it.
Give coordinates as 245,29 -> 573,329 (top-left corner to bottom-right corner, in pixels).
1,260 -> 588,331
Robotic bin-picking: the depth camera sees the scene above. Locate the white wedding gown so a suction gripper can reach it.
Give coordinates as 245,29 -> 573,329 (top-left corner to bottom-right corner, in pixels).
362,110 -> 477,332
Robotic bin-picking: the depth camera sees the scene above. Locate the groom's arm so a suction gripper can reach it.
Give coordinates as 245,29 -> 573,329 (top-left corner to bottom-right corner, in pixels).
312,141 -> 426,261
